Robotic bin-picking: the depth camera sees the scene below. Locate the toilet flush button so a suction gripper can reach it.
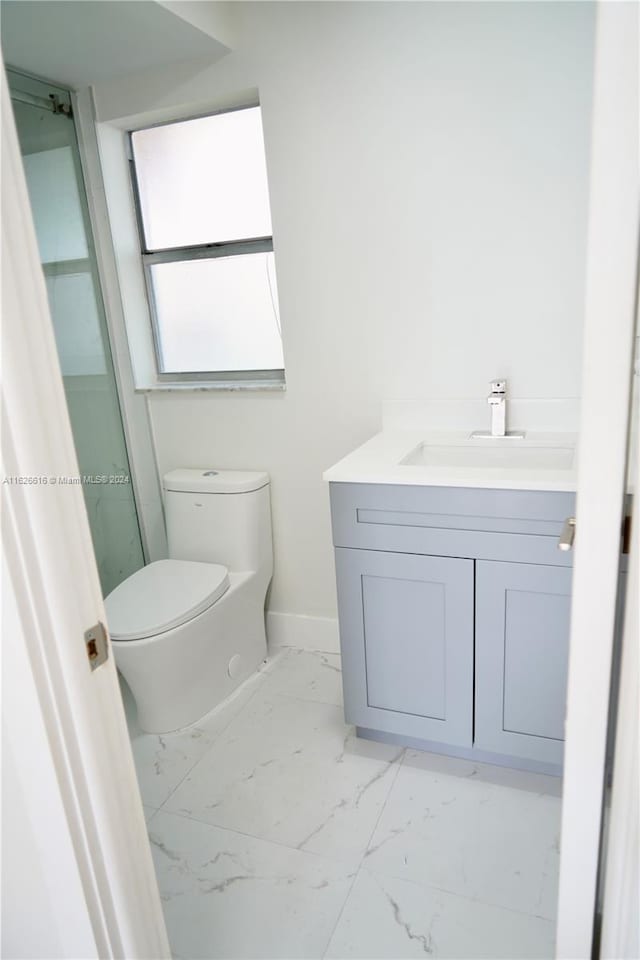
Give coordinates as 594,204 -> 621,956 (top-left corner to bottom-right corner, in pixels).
228,654 -> 242,678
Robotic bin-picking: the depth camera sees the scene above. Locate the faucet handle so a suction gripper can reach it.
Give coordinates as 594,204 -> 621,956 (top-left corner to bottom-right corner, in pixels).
490,379 -> 506,394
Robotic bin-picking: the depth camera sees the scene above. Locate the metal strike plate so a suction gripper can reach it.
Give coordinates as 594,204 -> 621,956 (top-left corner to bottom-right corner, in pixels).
85,621 -> 109,670
558,517 -> 577,552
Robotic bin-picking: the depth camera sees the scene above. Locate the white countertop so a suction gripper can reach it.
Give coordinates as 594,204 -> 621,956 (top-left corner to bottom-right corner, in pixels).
323,430 -> 579,492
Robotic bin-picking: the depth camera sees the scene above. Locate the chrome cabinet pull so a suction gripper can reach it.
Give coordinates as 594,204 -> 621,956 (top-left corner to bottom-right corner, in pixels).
558,517 -> 576,551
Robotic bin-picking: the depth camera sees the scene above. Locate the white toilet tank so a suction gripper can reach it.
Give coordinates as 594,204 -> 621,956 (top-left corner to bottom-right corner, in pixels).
163,469 -> 272,575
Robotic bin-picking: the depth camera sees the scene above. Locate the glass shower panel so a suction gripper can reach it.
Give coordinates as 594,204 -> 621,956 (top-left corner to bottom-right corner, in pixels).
9,73 -> 144,596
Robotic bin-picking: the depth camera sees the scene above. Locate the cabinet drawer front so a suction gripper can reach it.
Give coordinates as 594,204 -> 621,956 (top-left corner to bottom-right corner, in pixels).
475,560 -> 572,766
330,483 -> 575,566
335,548 -> 473,748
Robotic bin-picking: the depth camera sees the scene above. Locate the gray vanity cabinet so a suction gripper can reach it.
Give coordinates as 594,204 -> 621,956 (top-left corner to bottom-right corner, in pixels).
474,560 -> 572,767
335,548 -> 474,747
329,481 -> 576,773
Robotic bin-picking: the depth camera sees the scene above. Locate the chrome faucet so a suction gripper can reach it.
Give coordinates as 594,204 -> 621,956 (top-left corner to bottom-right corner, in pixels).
471,379 -> 525,439
487,379 -> 506,437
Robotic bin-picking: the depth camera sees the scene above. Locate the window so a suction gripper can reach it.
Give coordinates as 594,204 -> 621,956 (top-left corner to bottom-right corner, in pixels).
129,106 -> 284,385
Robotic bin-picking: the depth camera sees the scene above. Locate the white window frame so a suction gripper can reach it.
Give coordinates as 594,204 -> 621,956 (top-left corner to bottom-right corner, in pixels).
127,104 -> 284,387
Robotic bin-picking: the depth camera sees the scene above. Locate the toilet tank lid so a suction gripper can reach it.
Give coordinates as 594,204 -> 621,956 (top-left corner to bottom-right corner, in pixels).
163,468 -> 269,494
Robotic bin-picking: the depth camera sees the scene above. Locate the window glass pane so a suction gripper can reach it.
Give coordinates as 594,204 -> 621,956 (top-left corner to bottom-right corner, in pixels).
132,107 -> 273,250
151,252 -> 283,374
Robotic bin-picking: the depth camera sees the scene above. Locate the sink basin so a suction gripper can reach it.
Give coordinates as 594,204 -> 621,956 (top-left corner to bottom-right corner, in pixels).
401,443 -> 575,470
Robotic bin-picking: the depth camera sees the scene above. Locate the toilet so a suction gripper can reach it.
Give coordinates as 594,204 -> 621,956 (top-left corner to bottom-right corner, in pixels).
105,469 -> 273,733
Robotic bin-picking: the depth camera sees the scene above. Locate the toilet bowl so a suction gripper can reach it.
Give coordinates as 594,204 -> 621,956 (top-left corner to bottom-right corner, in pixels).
106,469 -> 273,733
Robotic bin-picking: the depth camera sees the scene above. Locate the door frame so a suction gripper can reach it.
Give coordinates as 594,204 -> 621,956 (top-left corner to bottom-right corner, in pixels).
1,63 -> 170,958
555,4 -> 639,957
600,428 -> 639,957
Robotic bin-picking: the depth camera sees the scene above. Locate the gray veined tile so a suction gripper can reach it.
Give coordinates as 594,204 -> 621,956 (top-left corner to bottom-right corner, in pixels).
134,650 -> 564,959
536,830 -> 561,923
325,868 -> 555,960
143,804 -> 159,824
149,810 -> 357,960
128,669 -> 266,808
164,692 -> 403,862
402,749 -> 563,798
259,648 -> 343,706
364,749 -> 562,920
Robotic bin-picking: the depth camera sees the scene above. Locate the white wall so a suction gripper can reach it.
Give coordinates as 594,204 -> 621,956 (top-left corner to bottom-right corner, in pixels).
94,1 -> 595,625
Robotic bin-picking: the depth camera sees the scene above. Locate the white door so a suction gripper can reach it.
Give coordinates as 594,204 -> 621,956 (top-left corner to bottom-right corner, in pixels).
1,63 -> 170,960
555,4 -> 639,957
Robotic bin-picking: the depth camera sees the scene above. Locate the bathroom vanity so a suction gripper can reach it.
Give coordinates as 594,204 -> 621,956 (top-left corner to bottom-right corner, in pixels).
324,431 -> 578,776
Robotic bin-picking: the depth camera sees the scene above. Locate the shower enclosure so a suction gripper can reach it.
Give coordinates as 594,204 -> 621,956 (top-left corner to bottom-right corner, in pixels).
8,69 -> 144,595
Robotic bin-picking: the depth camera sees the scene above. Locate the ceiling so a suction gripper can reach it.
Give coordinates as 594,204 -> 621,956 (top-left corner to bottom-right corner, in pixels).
0,0 -> 230,89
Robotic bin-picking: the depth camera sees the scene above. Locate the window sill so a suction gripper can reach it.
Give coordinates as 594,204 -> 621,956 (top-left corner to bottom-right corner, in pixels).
136,379 -> 286,393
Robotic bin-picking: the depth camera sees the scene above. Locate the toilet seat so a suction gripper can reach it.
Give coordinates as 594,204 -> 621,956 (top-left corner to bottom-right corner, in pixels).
105,558 -> 230,642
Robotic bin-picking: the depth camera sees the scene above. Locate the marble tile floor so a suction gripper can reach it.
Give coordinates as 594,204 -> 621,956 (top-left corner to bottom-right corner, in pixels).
121,648 -> 562,960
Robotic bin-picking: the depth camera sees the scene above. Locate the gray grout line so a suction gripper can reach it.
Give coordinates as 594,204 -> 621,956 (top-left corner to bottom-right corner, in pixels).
150,806 -> 362,871
143,651 -> 345,814
356,864 -> 559,926
353,747 -> 560,925
361,750 -> 405,857
320,862 -> 362,960
144,647 -> 343,817
274,690 -> 344,708
140,648 -> 379,824
150,741 -> 404,869
150,661 -> 284,813
271,644 -> 342,657
321,751 -> 405,959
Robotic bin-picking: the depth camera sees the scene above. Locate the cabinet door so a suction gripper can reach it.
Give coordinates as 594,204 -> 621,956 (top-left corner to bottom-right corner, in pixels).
475,560 -> 572,767
335,548 -> 473,748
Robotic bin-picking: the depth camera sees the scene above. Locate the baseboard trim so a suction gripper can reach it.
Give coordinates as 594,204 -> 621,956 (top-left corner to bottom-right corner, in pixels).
266,611 -> 340,654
